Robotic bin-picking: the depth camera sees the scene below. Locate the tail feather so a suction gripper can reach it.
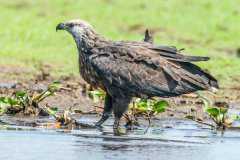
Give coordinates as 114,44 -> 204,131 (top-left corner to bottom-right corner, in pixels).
180,62 -> 219,90
159,52 -> 210,62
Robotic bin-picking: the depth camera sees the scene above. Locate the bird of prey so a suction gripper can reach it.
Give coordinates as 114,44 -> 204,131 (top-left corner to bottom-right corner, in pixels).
56,20 -> 219,133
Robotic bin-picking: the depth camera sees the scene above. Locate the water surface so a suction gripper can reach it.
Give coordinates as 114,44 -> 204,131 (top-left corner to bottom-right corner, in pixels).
0,116 -> 240,160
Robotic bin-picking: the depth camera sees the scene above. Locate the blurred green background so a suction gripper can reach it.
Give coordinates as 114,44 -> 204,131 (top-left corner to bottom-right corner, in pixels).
0,0 -> 239,87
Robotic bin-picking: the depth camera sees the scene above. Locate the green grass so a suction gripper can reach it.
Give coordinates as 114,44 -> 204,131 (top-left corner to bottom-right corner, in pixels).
0,0 -> 239,86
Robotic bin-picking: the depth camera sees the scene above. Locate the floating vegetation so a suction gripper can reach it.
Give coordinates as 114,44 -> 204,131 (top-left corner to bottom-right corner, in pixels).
205,102 -> 231,129
0,81 -> 61,116
125,98 -> 168,130
87,89 -> 169,130
88,89 -> 106,103
185,93 -> 238,130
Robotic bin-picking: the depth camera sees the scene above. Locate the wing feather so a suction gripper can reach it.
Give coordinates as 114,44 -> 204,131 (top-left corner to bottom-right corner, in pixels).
114,41 -> 210,62
149,46 -> 210,62
90,44 -> 217,97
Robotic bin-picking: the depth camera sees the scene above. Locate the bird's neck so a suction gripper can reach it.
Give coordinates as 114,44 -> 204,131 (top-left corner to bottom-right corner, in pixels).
73,32 -> 106,55
74,36 -> 93,53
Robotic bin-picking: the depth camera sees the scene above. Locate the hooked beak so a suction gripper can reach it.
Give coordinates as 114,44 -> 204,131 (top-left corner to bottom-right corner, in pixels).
56,23 -> 65,32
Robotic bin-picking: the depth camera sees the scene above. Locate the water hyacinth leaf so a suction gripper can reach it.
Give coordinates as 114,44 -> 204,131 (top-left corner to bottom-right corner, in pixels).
89,90 -> 105,97
48,81 -> 61,92
220,107 -> 228,114
136,99 -> 148,108
88,90 -> 105,103
153,100 -> 168,113
47,107 -> 58,116
0,108 -> 4,115
0,101 -> 8,114
231,114 -> 240,121
206,107 -> 220,117
50,107 -> 58,112
5,98 -> 18,106
0,97 -> 18,106
16,91 -> 27,98
136,105 -> 148,112
0,97 -> 9,104
135,99 -> 149,112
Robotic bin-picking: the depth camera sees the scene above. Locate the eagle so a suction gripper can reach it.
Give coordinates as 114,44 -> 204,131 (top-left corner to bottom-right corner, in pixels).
56,20 -> 218,133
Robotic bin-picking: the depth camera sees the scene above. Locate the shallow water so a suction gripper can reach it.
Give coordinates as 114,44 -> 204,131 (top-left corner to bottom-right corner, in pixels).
1,115 -> 240,160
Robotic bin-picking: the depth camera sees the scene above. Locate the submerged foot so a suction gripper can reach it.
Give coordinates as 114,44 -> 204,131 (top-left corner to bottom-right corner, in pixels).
94,122 -> 104,129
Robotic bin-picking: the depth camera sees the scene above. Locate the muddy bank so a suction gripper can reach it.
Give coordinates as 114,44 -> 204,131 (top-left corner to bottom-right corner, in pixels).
0,64 -> 240,122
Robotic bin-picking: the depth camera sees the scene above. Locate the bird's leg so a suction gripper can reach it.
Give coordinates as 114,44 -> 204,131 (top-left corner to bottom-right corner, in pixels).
95,94 -> 112,127
113,117 -> 121,136
112,97 -> 131,135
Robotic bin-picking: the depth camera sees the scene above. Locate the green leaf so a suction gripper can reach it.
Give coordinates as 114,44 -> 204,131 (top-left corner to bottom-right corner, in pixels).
48,81 -> 61,92
89,90 -> 105,97
46,107 -> 58,116
206,107 -> 220,117
153,100 -> 168,113
220,107 -> 228,114
15,91 -> 27,98
0,101 -> 8,114
50,107 -> 58,112
88,90 -> 105,103
136,99 -> 148,108
231,114 -> 240,121
1,97 -> 18,106
8,98 -> 18,106
0,97 -> 8,104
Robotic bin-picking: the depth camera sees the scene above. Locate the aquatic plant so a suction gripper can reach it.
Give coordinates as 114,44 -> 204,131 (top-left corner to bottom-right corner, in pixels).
0,81 -> 61,116
88,89 -> 105,103
186,94 -> 233,129
126,98 -> 168,131
87,89 -> 169,130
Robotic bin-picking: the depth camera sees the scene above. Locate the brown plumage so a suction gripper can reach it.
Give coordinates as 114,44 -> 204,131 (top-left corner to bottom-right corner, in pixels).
56,20 -> 219,133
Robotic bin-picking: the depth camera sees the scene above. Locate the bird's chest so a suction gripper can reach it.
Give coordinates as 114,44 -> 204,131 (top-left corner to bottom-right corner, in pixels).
78,54 -> 101,88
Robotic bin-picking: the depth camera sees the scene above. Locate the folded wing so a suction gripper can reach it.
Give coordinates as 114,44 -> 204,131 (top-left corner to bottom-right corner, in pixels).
90,43 -> 218,98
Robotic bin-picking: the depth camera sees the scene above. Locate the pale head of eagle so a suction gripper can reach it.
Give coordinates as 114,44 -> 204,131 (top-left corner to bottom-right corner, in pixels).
56,19 -> 99,49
